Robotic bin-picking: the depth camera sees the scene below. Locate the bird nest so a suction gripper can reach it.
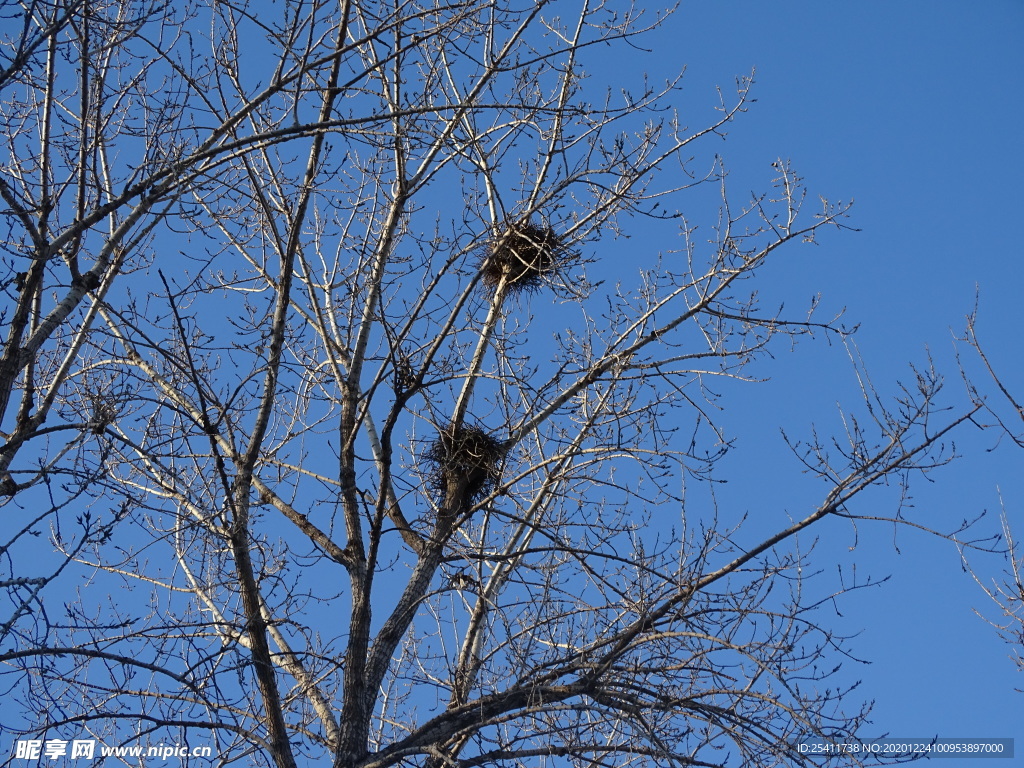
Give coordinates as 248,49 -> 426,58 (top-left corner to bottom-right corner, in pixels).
481,220 -> 570,294
425,423 -> 503,507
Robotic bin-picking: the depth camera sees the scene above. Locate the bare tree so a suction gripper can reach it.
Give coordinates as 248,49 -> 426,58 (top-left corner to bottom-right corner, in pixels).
957,312 -> 1024,686
0,2 -> 982,767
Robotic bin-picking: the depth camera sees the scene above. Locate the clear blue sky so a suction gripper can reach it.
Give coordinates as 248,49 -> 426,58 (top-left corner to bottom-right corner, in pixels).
4,1 -> 1020,762
592,0 -> 1023,748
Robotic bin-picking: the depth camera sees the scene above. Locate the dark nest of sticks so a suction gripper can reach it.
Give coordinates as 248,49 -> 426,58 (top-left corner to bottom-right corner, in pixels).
481,220 -> 570,294
425,423 -> 503,508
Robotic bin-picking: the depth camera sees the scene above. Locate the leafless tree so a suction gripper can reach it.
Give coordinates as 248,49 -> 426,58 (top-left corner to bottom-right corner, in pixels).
957,312 -> 1024,686
0,2 -> 983,767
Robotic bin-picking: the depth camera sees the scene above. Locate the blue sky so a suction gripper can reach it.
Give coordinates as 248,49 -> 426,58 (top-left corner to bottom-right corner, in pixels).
3,2 -> 1021,763
598,0 -> 1024,748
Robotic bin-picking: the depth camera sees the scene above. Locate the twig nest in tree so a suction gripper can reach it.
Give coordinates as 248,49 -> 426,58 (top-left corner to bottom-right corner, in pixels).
426,423 -> 503,507
482,220 -> 569,294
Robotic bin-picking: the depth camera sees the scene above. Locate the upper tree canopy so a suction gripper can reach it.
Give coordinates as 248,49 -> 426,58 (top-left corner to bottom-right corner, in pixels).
0,2 -> 983,767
